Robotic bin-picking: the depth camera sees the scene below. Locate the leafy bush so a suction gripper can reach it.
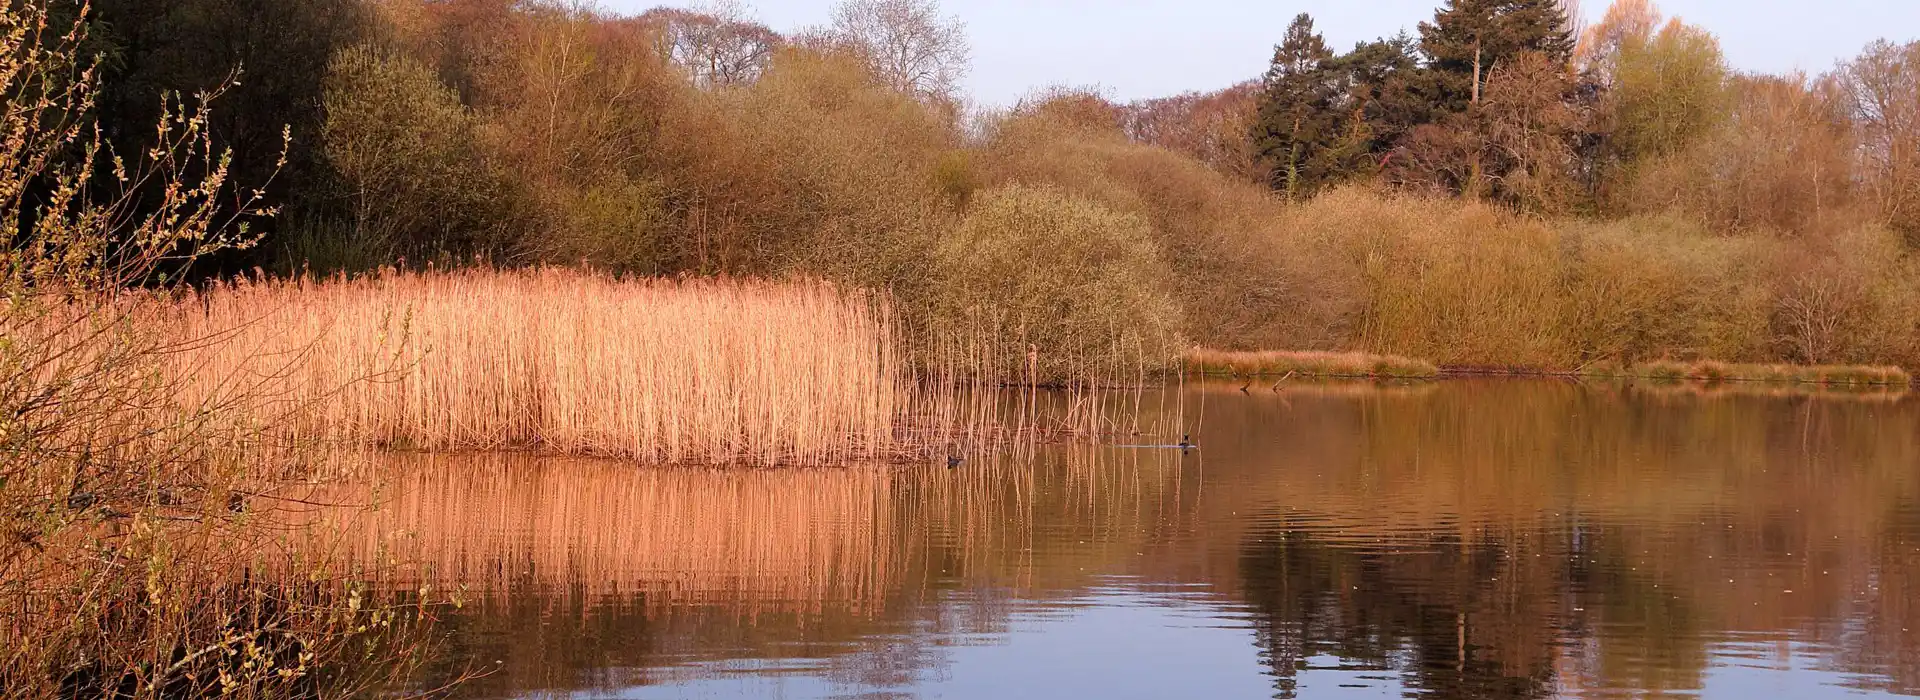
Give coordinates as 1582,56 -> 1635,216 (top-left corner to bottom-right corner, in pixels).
927,185 -> 1181,384
977,96 -> 1295,351
320,44 -> 528,263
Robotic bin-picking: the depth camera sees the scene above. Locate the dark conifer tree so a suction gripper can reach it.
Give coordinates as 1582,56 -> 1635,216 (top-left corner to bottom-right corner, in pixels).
1251,14 -> 1338,198
1417,0 -> 1574,114
1323,35 -> 1429,175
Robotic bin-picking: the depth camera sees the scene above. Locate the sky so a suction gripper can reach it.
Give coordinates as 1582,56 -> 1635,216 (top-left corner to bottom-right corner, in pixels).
599,0 -> 1920,106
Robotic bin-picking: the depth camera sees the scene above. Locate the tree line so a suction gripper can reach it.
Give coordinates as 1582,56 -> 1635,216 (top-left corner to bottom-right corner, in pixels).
53,0 -> 1920,370
1232,0 -> 1920,239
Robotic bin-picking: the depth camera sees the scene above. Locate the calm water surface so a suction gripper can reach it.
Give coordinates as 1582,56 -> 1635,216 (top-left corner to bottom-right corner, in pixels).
318,380 -> 1920,699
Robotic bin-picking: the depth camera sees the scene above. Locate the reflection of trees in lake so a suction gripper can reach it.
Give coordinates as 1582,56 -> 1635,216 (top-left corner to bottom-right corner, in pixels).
1838,504 -> 1920,695
1221,380 -> 1920,698
1239,529 -> 1559,699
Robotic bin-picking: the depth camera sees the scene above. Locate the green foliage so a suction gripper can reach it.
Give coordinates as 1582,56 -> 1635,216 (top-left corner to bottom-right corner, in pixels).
978,92 -> 1297,352
1325,36 -> 1431,159
662,45 -> 955,287
929,185 -> 1182,383
537,176 -> 670,273
320,44 -> 526,264
1605,19 -> 1731,169
931,149 -> 979,207
1347,194 -> 1570,366
1255,189 -> 1920,370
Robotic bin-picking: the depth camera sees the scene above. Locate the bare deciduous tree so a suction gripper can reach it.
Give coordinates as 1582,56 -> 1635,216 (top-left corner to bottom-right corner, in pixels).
1838,40 -> 1920,241
645,1 -> 781,88
1575,0 -> 1659,84
822,0 -> 969,102
1483,51 -> 1580,212
1122,82 -> 1263,181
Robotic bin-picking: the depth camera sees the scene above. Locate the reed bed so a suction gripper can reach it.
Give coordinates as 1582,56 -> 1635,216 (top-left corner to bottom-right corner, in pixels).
1182,349 -> 1441,379
169,268 -> 905,466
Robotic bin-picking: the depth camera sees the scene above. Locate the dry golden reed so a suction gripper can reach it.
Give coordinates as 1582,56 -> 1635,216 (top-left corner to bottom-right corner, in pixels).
170,268 -> 905,466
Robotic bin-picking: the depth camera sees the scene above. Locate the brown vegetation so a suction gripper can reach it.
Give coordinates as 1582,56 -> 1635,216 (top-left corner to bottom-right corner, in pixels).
1251,190 -> 1920,371
153,266 -> 1153,465
22,0 -> 1920,693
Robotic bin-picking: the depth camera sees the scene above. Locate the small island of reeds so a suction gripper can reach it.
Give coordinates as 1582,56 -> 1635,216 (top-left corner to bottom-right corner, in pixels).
1592,360 -> 1914,386
1183,350 -> 1442,379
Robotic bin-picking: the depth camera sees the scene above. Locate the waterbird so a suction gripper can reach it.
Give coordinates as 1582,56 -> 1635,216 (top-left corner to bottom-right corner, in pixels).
947,454 -> 964,469
1177,434 -> 1197,451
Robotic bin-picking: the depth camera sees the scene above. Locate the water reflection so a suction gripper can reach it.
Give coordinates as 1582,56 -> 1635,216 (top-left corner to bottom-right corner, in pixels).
307,380 -> 1920,699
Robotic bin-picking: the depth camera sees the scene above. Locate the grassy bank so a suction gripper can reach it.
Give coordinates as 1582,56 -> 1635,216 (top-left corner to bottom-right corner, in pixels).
150,264 -> 1920,470
1187,345 -> 1913,387
1250,191 -> 1920,371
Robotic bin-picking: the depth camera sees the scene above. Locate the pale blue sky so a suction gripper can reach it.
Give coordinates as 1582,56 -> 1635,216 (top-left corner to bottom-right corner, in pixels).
599,0 -> 1920,105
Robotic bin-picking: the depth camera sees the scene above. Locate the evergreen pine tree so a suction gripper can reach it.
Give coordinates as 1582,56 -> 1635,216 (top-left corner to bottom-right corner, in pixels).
1326,35 -> 1429,171
1418,0 -> 1575,114
1252,14 -> 1338,198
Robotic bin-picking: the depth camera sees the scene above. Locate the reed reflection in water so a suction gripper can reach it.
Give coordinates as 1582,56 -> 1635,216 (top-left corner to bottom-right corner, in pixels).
308,380 -> 1920,699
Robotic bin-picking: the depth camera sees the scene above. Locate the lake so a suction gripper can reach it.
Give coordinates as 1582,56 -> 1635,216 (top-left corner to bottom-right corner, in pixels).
313,380 -> 1920,699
